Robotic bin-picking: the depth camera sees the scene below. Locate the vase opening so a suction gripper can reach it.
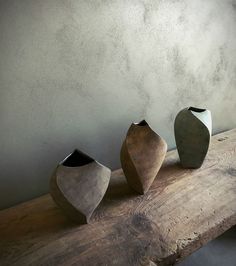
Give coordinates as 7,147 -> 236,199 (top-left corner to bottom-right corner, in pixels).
188,107 -> 206,113
134,120 -> 148,126
62,150 -> 94,167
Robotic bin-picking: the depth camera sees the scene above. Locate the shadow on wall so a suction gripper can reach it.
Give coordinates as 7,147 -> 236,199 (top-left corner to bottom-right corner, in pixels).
0,119 -> 126,209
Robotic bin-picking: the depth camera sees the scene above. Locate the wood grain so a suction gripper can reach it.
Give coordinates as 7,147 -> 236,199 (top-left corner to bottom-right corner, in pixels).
0,129 -> 236,266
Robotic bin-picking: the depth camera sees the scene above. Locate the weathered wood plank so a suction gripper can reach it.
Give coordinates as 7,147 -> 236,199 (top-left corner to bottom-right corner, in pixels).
0,129 -> 236,266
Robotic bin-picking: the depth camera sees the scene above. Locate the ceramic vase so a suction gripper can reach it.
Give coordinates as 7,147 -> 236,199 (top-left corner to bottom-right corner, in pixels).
120,120 -> 167,194
50,149 -> 111,224
174,107 -> 212,168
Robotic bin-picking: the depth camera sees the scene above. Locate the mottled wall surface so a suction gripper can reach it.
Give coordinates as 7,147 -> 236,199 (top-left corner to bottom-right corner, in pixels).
0,0 -> 236,209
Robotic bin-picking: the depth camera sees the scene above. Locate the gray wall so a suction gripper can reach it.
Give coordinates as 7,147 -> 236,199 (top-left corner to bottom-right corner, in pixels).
0,0 -> 236,209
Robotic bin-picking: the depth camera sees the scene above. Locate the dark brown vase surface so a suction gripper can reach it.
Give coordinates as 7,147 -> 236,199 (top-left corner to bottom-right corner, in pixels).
50,150 -> 111,224
120,120 -> 167,194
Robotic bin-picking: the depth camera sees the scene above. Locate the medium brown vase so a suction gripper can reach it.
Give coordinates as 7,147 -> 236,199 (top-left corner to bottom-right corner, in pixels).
120,120 -> 167,194
50,150 -> 111,224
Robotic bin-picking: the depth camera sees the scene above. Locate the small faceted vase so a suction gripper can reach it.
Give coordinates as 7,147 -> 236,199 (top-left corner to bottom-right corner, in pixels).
174,107 -> 212,168
120,120 -> 167,194
50,149 -> 111,224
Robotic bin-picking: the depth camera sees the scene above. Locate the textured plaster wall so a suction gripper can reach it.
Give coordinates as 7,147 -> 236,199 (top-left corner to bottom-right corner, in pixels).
0,0 -> 236,209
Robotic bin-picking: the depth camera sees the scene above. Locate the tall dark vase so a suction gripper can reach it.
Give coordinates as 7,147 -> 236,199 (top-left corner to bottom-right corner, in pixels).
120,120 -> 167,194
174,107 -> 212,168
50,150 -> 111,224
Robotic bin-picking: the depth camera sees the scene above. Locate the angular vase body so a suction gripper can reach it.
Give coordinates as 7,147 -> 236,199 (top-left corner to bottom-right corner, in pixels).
174,107 -> 212,168
50,150 -> 111,224
120,120 -> 167,194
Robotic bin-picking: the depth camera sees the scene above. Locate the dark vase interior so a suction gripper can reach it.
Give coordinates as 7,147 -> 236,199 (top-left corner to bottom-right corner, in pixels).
62,150 -> 94,167
136,120 -> 148,126
188,107 -> 206,113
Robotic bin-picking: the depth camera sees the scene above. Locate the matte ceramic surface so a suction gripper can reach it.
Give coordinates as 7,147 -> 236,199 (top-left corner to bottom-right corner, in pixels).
50,150 -> 111,223
174,107 -> 212,168
120,120 -> 167,194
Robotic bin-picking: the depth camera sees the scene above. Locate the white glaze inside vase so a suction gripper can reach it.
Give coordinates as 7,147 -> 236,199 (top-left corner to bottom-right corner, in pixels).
189,107 -> 212,135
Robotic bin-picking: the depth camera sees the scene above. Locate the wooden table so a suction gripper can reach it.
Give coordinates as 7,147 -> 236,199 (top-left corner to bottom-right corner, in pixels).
0,129 -> 236,266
